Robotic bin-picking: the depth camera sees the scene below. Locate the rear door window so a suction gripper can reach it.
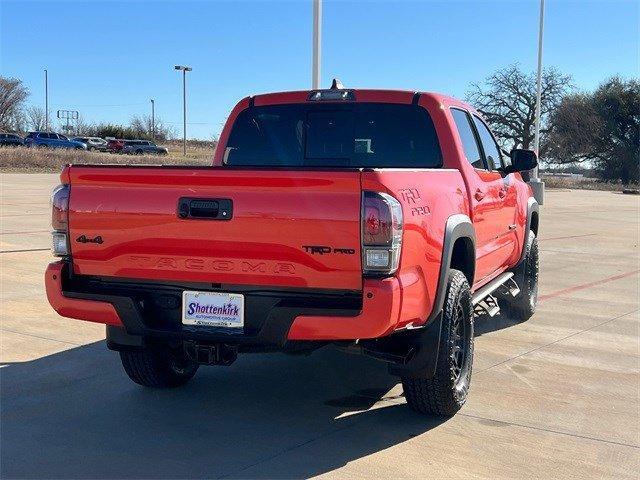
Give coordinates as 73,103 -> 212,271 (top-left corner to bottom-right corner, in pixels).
472,116 -> 504,171
451,108 -> 485,170
224,103 -> 442,168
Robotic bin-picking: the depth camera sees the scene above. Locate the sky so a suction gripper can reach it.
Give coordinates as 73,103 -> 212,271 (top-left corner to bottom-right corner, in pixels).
1,0 -> 638,140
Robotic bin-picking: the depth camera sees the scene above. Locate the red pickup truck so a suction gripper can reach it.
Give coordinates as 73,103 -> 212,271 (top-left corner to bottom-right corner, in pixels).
45,84 -> 539,416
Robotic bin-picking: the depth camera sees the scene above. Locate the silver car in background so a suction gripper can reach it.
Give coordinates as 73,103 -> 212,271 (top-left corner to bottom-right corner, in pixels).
121,140 -> 168,155
72,137 -> 108,151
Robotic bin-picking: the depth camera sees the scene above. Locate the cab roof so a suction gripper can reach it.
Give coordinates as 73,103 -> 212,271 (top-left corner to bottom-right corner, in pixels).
249,88 -> 475,113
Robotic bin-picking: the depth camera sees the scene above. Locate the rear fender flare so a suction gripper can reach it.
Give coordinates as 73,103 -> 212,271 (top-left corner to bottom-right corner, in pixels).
426,214 -> 475,325
388,214 -> 475,379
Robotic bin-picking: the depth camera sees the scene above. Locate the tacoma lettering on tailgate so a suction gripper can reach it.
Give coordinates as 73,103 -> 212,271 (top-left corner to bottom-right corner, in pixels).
128,256 -> 296,275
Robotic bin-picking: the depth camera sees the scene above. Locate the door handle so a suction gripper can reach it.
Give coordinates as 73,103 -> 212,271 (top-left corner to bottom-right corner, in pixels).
177,198 -> 233,220
474,189 -> 485,201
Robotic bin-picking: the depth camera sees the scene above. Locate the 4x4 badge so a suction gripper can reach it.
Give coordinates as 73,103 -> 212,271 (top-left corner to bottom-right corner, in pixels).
76,235 -> 104,245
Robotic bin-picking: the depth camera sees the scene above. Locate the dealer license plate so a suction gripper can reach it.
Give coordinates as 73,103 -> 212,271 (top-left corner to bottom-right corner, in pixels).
182,291 -> 244,329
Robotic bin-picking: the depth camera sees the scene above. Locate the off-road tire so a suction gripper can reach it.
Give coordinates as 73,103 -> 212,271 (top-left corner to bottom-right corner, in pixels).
501,231 -> 539,321
120,343 -> 199,388
402,269 -> 474,416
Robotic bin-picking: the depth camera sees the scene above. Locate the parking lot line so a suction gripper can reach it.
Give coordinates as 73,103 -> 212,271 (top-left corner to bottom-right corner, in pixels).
477,308 -> 638,374
458,412 -> 640,449
539,233 -> 598,241
539,269 -> 640,302
0,230 -> 49,235
0,213 -> 49,218
0,248 -> 50,254
0,327 -> 90,348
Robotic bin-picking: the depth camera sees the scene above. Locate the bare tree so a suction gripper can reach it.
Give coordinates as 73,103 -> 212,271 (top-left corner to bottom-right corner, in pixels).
0,76 -> 29,132
75,114 -> 93,135
129,115 -> 172,140
466,64 -> 572,156
25,105 -> 47,131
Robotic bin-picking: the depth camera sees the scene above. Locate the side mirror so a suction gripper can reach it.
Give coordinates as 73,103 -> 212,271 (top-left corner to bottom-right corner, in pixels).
507,149 -> 538,173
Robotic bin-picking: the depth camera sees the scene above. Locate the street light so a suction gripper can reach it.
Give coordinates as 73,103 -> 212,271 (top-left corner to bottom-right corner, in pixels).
174,65 -> 192,156
312,0 -> 322,89
150,99 -> 155,140
44,69 -> 49,131
531,0 -> 546,205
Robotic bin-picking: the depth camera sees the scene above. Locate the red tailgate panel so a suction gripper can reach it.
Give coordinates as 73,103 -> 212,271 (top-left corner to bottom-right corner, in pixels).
68,167 -> 363,290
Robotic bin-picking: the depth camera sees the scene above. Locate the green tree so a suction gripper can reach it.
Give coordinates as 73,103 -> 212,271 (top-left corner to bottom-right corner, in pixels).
547,77 -> 639,184
91,123 -> 138,139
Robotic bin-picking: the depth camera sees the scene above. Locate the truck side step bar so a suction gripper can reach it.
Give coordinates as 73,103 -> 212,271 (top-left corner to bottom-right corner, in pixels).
472,272 -> 515,317
474,295 -> 500,317
503,277 -> 521,297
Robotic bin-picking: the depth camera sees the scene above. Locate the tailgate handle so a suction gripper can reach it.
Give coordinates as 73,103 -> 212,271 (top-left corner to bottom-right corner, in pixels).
177,198 -> 233,220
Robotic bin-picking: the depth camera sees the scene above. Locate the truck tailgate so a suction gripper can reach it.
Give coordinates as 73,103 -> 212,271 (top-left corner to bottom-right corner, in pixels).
67,167 -> 363,290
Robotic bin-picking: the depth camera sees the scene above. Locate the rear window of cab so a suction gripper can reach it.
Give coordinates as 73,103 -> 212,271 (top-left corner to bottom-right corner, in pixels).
224,102 -> 442,168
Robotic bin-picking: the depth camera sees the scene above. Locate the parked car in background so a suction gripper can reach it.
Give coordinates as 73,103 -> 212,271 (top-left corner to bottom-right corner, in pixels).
72,137 -> 108,151
106,139 -> 125,153
0,133 -> 24,147
24,132 -> 87,150
121,140 -> 169,155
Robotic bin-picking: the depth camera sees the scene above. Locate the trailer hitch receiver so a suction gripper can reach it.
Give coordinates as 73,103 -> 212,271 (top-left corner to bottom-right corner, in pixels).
184,341 -> 238,366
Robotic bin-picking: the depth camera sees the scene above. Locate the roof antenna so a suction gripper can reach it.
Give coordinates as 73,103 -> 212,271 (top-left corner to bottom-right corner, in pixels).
331,78 -> 344,90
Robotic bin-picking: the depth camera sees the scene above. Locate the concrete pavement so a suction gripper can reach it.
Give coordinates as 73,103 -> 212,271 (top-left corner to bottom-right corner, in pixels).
1,173 -> 638,479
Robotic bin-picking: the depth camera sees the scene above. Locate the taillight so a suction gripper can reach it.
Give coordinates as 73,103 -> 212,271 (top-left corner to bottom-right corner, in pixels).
51,184 -> 70,256
361,191 -> 403,275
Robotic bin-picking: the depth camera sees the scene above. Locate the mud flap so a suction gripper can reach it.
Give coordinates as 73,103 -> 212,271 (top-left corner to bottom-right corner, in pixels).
387,311 -> 443,379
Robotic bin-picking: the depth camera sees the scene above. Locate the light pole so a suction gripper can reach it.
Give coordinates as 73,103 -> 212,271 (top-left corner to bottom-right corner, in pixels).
44,69 -> 49,131
150,99 -> 155,140
531,0 -> 546,205
174,65 -> 192,156
312,0 -> 322,89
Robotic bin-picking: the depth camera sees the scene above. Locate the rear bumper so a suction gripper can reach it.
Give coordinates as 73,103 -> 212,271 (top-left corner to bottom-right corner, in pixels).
287,280 -> 401,340
45,261 -> 403,344
45,262 -> 122,326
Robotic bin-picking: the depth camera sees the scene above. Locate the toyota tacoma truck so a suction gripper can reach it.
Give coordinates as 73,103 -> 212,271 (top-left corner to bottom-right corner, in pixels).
45,83 -> 540,416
